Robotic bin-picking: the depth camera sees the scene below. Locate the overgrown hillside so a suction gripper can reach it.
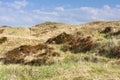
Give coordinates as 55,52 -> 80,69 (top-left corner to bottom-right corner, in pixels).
0,21 -> 120,80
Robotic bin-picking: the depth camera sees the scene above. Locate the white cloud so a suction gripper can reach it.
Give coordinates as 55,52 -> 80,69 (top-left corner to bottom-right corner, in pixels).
0,1 -> 119,26
33,10 -> 58,16
0,1 -> 2,5
103,5 -> 111,10
6,0 -> 28,9
116,5 -> 120,8
55,7 -> 65,11
0,16 -> 16,22
80,7 -> 99,15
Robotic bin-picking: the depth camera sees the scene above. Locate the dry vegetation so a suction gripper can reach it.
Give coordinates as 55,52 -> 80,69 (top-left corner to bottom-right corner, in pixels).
0,21 -> 120,80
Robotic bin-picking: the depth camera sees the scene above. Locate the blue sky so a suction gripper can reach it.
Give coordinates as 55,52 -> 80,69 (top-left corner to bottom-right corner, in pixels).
0,0 -> 120,26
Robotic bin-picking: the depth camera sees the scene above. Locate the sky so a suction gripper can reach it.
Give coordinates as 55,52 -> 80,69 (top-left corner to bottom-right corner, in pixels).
0,0 -> 120,27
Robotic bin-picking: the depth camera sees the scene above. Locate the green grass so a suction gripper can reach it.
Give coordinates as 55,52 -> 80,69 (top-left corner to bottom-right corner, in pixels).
0,58 -> 120,80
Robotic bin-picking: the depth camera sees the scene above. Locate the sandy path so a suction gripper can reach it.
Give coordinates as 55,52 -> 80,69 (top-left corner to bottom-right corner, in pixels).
0,34 -> 46,40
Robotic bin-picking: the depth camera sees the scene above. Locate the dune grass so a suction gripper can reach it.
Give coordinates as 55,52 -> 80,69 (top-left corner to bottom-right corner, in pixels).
0,21 -> 120,80
0,59 -> 120,80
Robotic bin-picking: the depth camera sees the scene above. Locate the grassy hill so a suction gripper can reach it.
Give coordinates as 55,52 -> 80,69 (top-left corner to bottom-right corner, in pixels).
0,20 -> 120,80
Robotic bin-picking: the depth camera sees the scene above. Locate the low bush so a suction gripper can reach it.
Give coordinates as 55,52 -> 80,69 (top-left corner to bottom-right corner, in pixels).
0,37 -> 7,44
62,36 -> 96,53
45,32 -> 73,44
98,43 -> 120,58
2,43 -> 60,66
